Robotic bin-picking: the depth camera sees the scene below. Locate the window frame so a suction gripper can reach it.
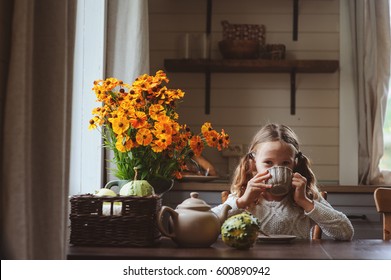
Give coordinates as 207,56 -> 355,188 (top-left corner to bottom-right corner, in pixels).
69,0 -> 107,195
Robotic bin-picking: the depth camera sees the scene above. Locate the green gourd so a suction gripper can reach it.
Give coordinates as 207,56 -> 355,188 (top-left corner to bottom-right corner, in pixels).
221,212 -> 260,249
119,168 -> 155,197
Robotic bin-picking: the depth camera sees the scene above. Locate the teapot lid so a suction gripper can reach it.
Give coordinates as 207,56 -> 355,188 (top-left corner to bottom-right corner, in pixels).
177,192 -> 211,211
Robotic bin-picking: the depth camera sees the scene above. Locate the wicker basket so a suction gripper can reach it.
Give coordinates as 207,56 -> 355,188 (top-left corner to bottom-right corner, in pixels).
219,39 -> 260,59
69,194 -> 162,247
259,44 -> 286,60
221,20 -> 265,44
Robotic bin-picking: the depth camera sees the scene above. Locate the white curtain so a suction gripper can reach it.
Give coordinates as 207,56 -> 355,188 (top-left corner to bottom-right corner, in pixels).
0,0 -> 150,259
1,0 -> 75,259
106,0 -> 149,81
350,0 -> 391,185
105,0 -> 150,181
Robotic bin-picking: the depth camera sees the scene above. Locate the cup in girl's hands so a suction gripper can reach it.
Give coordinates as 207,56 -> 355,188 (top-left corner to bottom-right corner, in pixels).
266,166 -> 293,196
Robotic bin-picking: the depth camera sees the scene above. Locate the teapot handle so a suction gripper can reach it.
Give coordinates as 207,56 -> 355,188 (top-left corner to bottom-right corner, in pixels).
157,206 -> 178,238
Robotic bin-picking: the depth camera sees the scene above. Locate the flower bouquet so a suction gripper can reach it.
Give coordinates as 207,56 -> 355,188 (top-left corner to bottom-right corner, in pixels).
69,70 -> 229,247
89,70 -> 230,188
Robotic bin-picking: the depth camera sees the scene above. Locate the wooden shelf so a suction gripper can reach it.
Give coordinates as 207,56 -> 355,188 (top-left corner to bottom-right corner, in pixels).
164,59 -> 339,73
162,0 -> 337,114
164,59 -> 339,114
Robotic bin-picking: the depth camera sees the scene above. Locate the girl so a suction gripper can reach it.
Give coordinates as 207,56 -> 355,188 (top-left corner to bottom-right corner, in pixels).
213,123 -> 354,240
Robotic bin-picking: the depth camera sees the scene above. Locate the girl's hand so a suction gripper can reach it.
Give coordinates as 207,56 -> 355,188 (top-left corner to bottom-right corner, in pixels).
292,172 -> 314,212
236,171 -> 272,209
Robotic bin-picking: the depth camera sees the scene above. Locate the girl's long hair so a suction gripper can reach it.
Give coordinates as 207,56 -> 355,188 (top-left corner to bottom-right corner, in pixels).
230,123 -> 320,200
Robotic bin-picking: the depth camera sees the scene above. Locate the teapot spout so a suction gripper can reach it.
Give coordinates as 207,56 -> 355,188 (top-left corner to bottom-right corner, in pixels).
218,204 -> 231,225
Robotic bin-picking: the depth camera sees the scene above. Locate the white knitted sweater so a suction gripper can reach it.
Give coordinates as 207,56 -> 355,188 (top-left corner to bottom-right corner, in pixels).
212,194 -> 354,240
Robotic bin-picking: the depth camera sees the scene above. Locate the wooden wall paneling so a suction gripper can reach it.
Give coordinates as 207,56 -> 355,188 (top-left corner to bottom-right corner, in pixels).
210,14 -> 339,33
212,0 -> 339,15
148,0 -> 340,182
312,165 -> 338,182
176,108 -> 339,126
149,0 -> 205,14
179,88 -> 339,108
200,126 -> 339,146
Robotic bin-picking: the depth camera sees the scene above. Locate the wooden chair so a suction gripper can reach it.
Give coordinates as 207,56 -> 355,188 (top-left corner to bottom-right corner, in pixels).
221,190 -> 230,204
374,187 -> 391,240
220,190 -> 327,239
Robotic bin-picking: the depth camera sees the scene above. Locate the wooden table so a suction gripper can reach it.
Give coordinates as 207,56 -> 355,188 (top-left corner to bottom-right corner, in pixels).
67,238 -> 391,260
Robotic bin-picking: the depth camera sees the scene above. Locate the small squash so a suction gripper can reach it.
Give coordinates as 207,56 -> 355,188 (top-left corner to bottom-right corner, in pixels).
221,212 -> 260,249
95,188 -> 117,197
119,168 -> 155,197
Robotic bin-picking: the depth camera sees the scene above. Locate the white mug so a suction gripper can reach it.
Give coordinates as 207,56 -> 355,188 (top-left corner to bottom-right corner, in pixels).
266,166 -> 293,196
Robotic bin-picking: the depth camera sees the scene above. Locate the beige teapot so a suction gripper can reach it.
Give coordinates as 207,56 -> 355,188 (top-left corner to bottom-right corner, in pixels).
157,192 -> 231,247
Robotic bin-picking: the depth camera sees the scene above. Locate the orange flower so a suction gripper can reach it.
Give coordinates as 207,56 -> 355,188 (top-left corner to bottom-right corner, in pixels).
190,135 -> 204,156
168,89 -> 185,100
174,132 -> 188,151
119,98 -> 133,111
204,130 -> 219,148
130,91 -> 146,108
136,128 -> 153,146
149,104 -> 165,120
89,70 -> 229,181
115,135 -> 134,152
218,129 -> 230,150
201,122 -> 213,134
155,86 -> 168,101
155,70 -> 169,83
154,121 -> 172,136
173,170 -> 183,180
153,133 -> 172,150
88,117 -> 99,130
182,124 -> 192,138
110,116 -> 129,135
129,111 -> 148,129
92,107 -> 102,115
169,121 -> 180,135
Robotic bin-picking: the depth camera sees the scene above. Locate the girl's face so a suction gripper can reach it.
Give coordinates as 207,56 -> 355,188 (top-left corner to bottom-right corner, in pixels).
253,141 -> 296,174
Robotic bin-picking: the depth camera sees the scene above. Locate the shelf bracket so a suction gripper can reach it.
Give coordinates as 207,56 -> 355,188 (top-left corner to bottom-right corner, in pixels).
290,69 -> 296,115
205,70 -> 211,114
293,0 -> 299,41
207,0 -> 212,35
204,0 -> 212,114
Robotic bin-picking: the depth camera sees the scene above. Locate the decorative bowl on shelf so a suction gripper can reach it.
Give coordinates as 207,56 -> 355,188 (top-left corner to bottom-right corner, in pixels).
218,39 -> 260,59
